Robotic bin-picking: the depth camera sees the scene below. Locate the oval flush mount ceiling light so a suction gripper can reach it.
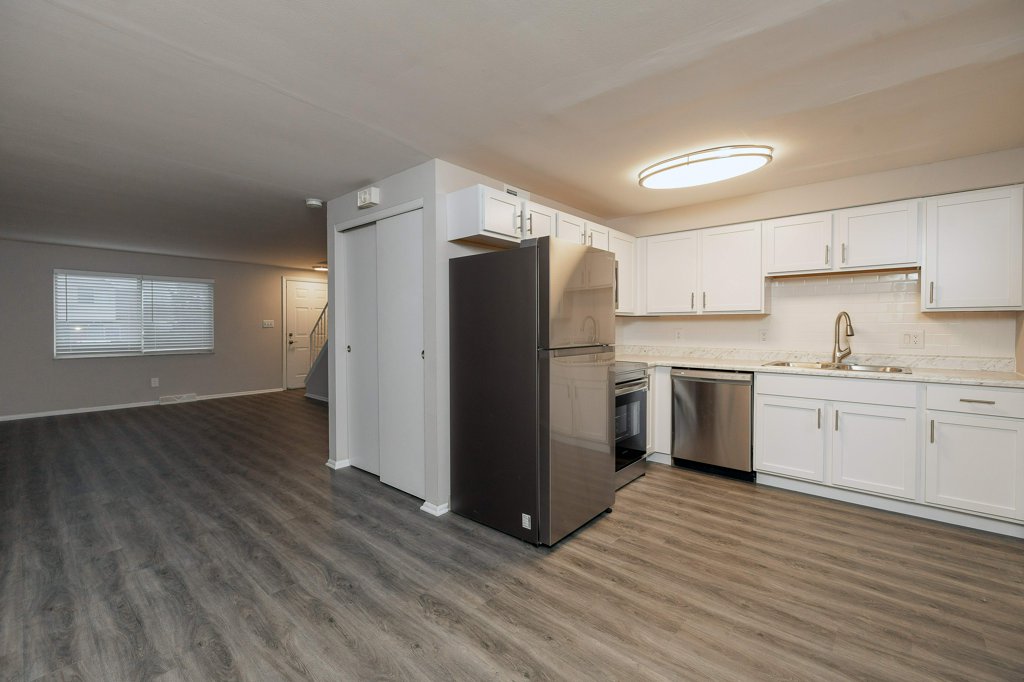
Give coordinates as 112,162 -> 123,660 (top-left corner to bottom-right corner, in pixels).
638,145 -> 773,189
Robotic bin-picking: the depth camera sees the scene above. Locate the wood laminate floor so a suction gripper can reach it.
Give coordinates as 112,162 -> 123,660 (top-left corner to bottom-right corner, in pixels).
1,390 -> 1022,681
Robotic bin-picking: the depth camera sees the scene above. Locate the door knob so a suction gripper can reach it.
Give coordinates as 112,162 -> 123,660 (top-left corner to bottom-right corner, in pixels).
288,340 -> 294,345
347,345 -> 352,353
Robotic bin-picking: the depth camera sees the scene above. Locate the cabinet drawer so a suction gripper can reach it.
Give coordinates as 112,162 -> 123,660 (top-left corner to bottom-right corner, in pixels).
926,384 -> 1024,419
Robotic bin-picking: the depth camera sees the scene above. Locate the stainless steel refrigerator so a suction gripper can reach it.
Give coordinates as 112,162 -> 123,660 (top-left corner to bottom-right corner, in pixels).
449,237 -> 616,545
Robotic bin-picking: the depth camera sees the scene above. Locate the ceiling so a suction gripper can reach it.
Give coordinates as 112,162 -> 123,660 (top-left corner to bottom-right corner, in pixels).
1,0 -> 1022,267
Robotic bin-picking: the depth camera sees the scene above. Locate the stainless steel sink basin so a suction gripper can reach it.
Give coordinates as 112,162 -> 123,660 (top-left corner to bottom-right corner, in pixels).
763,360 -> 912,374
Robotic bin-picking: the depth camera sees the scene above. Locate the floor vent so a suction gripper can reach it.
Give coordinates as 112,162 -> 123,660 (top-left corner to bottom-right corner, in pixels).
159,393 -> 198,404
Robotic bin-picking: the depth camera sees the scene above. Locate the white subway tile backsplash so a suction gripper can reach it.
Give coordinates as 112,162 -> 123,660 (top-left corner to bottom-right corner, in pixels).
618,270 -> 1016,363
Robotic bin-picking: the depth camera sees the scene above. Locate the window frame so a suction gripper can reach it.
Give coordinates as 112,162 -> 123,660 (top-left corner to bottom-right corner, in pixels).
53,269 -> 215,359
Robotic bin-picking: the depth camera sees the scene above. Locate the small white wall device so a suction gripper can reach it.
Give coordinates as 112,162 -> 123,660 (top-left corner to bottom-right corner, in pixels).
357,186 -> 381,209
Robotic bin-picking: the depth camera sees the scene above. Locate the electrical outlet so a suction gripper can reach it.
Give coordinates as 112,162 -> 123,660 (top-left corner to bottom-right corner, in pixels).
900,329 -> 925,349
521,513 -> 532,530
262,320 -> 274,328
150,377 -> 160,388
758,329 -> 769,343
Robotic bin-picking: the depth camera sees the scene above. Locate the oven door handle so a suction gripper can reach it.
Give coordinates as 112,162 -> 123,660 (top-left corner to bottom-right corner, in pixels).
615,379 -> 649,396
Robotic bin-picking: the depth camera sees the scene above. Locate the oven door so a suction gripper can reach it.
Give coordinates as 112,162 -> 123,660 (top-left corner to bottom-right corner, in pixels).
614,378 -> 648,473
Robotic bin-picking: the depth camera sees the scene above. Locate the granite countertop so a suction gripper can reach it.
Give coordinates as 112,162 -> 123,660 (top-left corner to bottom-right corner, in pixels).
616,353 -> 1024,389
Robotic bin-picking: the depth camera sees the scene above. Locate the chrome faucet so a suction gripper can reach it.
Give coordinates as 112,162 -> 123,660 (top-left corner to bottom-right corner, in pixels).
832,311 -> 855,364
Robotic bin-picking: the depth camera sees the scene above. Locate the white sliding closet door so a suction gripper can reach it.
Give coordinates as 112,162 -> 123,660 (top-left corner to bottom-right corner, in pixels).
376,210 -> 426,498
344,225 -> 380,474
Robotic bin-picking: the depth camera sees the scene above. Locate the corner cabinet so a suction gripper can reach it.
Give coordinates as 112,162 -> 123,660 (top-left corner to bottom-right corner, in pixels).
447,184 -> 522,246
922,185 -> 1024,311
640,222 -> 765,315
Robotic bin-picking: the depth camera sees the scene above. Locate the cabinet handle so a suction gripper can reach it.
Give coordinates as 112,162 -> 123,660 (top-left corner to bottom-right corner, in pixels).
834,410 -> 839,431
515,212 -> 522,237
691,292 -> 695,309
588,233 -> 593,246
702,291 -> 707,308
841,243 -> 846,263
929,281 -> 935,304
817,408 -> 821,430
930,419 -> 935,444
527,214 -> 533,235
614,261 -> 619,309
825,244 -> 830,265
959,398 -> 996,405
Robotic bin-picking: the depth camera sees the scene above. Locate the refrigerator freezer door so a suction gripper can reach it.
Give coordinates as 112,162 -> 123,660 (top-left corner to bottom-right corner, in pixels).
539,238 -> 616,349
539,346 -> 615,545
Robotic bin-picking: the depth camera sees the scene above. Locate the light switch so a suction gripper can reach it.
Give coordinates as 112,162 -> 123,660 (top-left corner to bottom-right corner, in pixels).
262,320 -> 275,328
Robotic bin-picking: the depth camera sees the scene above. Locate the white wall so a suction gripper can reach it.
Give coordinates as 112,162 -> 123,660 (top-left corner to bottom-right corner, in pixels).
618,271 -> 1016,362
0,238 -> 325,418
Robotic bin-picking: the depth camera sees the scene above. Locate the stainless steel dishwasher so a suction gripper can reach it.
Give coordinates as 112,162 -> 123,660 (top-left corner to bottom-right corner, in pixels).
671,368 -> 754,478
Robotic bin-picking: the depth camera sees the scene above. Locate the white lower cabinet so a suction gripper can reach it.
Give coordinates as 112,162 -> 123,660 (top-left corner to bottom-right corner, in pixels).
831,402 -> 917,499
754,395 -> 826,482
925,410 -> 1024,520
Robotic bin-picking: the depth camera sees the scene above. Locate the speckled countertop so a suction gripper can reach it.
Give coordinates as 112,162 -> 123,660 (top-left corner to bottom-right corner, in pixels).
616,352 -> 1024,389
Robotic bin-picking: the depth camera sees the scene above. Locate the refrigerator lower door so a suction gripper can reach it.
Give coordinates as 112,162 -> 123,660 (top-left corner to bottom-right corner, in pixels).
539,346 -> 615,545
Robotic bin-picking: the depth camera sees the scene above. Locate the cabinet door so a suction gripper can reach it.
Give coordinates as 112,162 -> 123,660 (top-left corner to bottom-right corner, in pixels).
923,185 -> 1023,310
376,210 -> 426,499
586,223 -> 610,251
836,200 -> 919,270
644,232 -> 699,314
609,230 -> 636,314
831,402 -> 917,499
754,395 -> 826,482
524,201 -> 555,238
481,187 -> 521,240
700,222 -> 763,312
926,411 -> 1024,520
556,212 -> 587,244
763,212 -> 833,275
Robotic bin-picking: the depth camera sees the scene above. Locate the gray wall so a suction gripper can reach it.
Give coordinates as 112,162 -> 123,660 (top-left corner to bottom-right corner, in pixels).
0,238 -> 325,418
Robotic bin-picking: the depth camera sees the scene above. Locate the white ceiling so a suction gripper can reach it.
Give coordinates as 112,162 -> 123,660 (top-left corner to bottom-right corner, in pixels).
2,0 -> 1022,267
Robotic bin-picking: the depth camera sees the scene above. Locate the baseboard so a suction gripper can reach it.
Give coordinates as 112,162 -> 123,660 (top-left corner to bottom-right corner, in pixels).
420,501 -> 450,517
0,387 -> 285,422
646,452 -> 672,465
304,392 -> 328,403
325,458 -> 351,470
757,473 -> 1024,539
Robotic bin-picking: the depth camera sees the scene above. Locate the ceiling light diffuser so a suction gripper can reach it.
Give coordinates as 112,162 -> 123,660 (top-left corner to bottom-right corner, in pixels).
312,264 -> 328,272
638,145 -> 773,189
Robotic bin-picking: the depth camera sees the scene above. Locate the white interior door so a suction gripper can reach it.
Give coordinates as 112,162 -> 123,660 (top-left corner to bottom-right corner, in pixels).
376,209 -> 425,499
285,280 -> 328,389
344,225 -> 380,475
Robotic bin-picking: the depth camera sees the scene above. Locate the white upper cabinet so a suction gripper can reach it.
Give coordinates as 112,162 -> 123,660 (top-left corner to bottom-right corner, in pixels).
763,212 -> 833,275
523,201 -> 555,239
587,223 -> 610,251
608,229 -> 636,314
836,200 -> 920,270
700,222 -> 763,313
555,212 -> 587,244
922,185 -> 1024,311
644,232 -> 699,314
447,184 -> 521,246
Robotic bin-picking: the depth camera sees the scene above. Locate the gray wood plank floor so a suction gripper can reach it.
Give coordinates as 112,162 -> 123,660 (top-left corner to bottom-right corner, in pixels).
1,390 -> 1022,681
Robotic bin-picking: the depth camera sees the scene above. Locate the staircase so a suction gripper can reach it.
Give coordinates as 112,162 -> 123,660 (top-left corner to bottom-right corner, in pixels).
305,303 -> 329,402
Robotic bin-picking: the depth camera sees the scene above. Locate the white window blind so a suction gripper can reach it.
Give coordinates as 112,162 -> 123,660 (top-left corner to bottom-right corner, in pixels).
54,270 -> 214,358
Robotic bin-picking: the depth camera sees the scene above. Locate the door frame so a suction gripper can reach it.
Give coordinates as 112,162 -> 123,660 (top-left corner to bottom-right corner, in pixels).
281,276 -> 329,389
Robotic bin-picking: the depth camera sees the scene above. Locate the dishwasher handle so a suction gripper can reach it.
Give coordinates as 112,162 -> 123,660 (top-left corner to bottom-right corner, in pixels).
670,368 -> 753,384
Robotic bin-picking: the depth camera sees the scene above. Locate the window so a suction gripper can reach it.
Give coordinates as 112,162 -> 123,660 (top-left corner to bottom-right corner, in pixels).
54,270 -> 214,358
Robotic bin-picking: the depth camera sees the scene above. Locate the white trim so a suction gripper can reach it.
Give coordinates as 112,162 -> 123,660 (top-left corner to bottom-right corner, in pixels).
0,387 -> 283,422
757,473 -> 1024,539
304,392 -> 327,402
325,458 -> 351,469
332,198 -> 424,232
646,452 -> 672,465
420,501 -> 450,516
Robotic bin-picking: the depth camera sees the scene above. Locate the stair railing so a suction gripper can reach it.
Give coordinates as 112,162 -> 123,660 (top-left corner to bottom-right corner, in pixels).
309,303 -> 328,373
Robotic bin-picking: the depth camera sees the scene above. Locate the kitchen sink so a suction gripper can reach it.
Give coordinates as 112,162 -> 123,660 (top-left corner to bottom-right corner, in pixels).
763,360 -> 912,374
